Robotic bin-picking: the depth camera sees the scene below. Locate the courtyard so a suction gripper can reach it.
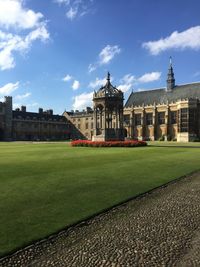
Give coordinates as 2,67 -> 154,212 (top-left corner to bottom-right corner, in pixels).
0,142 -> 200,264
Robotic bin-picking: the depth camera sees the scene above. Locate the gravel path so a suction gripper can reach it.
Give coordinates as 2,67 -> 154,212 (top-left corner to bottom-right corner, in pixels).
1,172 -> 200,267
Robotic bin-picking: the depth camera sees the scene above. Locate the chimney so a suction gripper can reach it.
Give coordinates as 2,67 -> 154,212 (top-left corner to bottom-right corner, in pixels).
39,108 -> 43,114
86,107 -> 92,113
21,106 -> 26,112
48,109 -> 53,115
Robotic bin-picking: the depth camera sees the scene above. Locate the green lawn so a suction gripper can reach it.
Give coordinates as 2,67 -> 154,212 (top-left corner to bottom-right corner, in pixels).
148,141 -> 200,147
0,142 -> 200,257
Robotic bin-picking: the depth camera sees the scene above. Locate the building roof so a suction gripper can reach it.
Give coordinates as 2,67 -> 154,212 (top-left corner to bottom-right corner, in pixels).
13,110 -> 67,122
125,82 -> 200,108
65,111 -> 93,117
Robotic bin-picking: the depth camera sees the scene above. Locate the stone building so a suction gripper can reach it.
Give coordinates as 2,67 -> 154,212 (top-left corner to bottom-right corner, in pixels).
63,107 -> 94,140
124,61 -> 200,142
0,97 -> 71,141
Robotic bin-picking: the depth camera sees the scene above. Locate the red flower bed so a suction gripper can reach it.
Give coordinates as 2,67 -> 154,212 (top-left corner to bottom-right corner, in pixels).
71,140 -> 147,147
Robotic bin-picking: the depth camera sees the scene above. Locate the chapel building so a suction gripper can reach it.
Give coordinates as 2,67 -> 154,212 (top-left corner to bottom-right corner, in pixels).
124,60 -> 200,142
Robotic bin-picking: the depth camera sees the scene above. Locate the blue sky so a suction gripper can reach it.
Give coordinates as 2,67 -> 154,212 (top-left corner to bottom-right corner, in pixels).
0,0 -> 200,114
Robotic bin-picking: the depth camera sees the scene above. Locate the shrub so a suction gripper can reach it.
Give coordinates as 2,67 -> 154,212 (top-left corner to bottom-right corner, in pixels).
71,140 -> 147,147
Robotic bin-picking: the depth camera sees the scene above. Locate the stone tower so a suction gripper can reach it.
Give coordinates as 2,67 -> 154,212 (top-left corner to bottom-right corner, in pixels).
92,72 -> 124,141
167,57 -> 175,91
4,96 -> 13,140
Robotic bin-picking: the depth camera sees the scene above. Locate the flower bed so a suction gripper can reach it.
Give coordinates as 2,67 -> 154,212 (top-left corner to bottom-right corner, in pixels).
71,140 -> 147,147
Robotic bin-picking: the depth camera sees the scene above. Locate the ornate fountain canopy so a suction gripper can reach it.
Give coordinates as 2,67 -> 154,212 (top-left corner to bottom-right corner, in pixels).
93,72 -> 123,99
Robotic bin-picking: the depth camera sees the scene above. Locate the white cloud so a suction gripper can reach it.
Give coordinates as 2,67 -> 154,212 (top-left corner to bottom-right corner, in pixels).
15,92 -> 31,100
0,46 -> 15,70
118,83 -> 132,93
88,45 -> 121,73
118,74 -> 135,93
54,0 -> 93,20
73,92 -> 93,110
0,81 -> 19,95
72,80 -> 80,90
0,0 -> 44,30
137,72 -> 161,83
0,25 -> 49,70
63,74 -> 72,81
88,63 -> 97,73
118,72 -> 161,93
143,26 -> 200,55
66,7 -> 78,20
0,0 -> 49,70
99,45 -> 121,65
120,74 -> 135,84
54,0 -> 70,4
89,77 -> 107,89
26,25 -> 49,42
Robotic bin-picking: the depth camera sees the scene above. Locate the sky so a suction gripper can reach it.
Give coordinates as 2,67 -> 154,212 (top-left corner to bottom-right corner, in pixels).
0,0 -> 200,114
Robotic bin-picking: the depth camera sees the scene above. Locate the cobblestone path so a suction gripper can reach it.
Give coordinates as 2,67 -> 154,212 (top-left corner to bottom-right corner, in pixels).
1,172 -> 200,267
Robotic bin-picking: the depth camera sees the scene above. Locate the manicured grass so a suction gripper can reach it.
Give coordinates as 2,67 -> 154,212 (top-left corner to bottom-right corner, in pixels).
148,141 -> 200,147
0,142 -> 200,257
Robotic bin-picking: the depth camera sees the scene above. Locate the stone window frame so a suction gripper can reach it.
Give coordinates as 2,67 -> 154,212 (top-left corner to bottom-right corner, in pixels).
171,111 -> 177,124
146,113 -> 153,126
158,112 -> 165,125
135,113 -> 141,126
179,108 -> 188,133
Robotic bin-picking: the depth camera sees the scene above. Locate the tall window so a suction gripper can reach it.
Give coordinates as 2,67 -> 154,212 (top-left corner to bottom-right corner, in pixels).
180,108 -> 188,132
135,114 -> 141,126
189,108 -> 197,134
171,111 -> 177,124
146,113 -> 153,125
158,112 -> 165,125
85,122 -> 88,129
